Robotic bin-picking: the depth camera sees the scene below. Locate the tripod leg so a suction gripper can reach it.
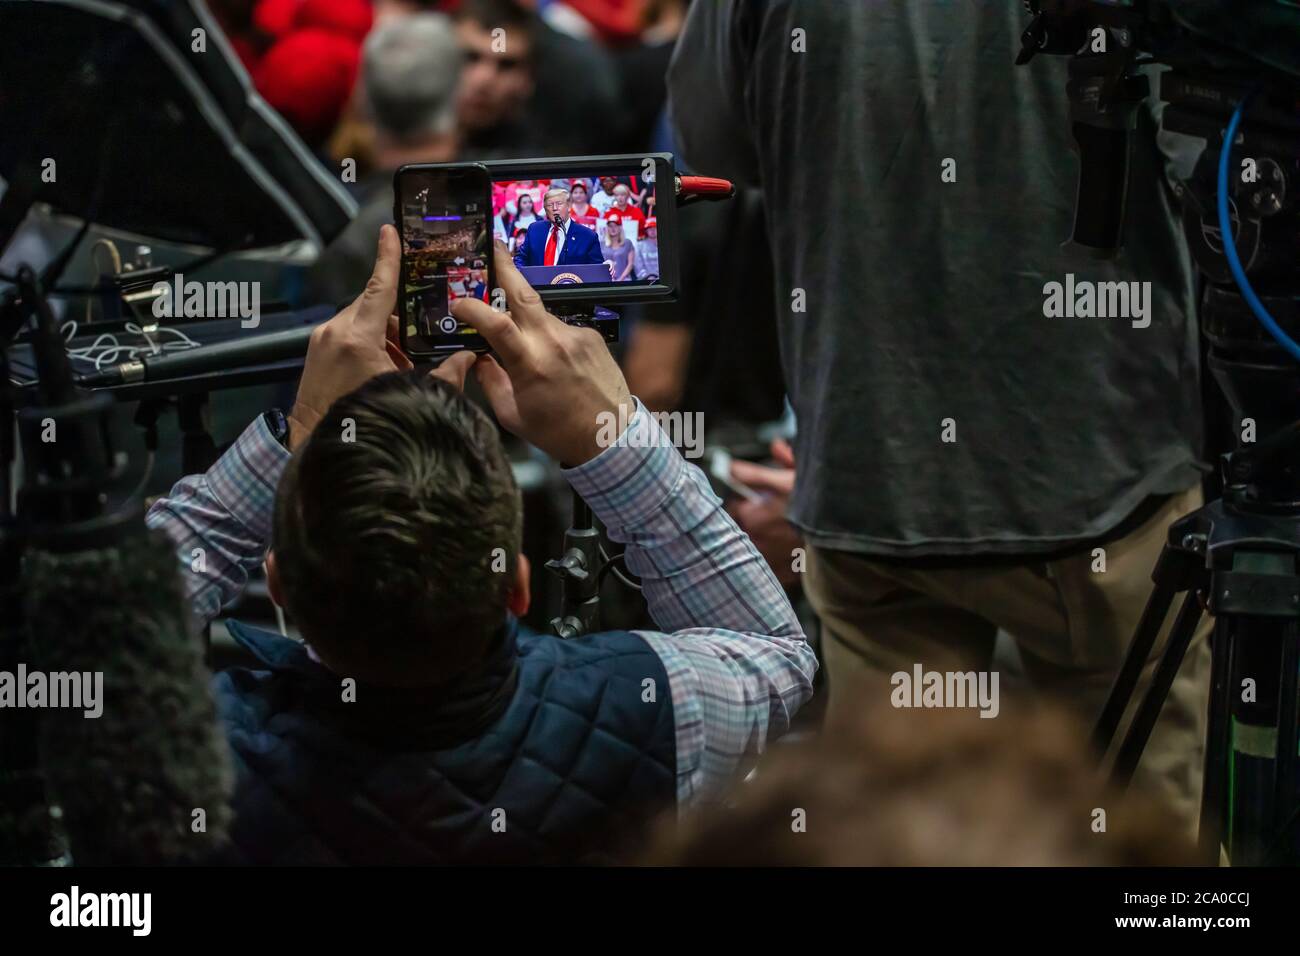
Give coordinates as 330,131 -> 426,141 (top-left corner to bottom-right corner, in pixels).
1092,555 -> 1180,754
1198,617 -> 1233,863
1111,590 -> 1204,788
1273,624 -> 1300,836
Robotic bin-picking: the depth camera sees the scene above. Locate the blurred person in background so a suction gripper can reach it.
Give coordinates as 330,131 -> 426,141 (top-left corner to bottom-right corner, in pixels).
620,192 -> 786,436
610,0 -> 689,152
451,0 -> 539,158
644,689 -> 1198,866
453,0 -> 622,159
305,12 -> 462,306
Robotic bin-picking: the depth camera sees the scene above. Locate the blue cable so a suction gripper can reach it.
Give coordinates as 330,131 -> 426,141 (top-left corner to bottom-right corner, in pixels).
1215,93 -> 1300,363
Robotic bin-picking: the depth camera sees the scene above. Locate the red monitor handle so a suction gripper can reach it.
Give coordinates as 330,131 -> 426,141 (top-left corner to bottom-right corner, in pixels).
674,175 -> 736,206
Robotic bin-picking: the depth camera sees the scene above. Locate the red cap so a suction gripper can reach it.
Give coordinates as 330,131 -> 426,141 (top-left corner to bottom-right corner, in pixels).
605,212 -> 623,224
645,216 -> 657,229
254,29 -> 359,148
560,0 -> 643,45
296,0 -> 372,43
254,0 -> 301,38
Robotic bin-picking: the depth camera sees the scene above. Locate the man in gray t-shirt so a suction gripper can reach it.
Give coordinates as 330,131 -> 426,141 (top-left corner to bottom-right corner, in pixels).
670,0 -> 1210,824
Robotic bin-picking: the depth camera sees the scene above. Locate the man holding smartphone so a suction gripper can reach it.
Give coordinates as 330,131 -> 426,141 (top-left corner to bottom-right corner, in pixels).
143,227 -> 816,863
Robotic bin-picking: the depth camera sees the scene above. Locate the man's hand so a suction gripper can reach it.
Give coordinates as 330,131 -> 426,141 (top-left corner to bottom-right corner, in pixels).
451,242 -> 632,465
727,439 -> 804,588
288,225 -> 414,451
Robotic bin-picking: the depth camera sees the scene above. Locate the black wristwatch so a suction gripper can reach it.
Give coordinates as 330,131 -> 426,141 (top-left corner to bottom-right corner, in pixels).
263,408 -> 291,449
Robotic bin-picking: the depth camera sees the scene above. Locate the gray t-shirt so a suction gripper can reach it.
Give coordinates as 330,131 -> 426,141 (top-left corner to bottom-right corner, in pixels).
669,0 -> 1203,558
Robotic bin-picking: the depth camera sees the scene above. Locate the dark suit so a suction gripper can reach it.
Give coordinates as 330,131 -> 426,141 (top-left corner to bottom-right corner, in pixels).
513,218 -> 604,268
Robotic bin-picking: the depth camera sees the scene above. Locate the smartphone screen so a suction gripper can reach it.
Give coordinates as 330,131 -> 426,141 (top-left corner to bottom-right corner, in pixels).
395,163 -> 493,356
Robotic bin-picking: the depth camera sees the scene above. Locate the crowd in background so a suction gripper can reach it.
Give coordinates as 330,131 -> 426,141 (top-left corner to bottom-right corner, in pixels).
208,0 -> 684,169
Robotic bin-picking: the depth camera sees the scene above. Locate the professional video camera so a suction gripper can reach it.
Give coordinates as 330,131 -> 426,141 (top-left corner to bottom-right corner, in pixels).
1018,0 -> 1300,865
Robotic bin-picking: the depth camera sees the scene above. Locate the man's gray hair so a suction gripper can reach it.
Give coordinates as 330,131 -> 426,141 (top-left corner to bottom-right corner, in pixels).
362,13 -> 462,143
543,186 -> 571,204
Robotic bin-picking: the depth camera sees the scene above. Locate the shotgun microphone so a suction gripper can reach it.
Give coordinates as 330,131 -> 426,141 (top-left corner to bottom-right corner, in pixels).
13,266 -> 233,864
24,531 -> 235,864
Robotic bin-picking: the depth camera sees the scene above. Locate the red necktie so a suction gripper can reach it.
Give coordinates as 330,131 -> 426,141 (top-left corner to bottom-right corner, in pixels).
544,225 -> 560,266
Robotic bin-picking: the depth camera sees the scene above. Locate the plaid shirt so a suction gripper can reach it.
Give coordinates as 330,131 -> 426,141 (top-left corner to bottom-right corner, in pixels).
145,405 -> 816,809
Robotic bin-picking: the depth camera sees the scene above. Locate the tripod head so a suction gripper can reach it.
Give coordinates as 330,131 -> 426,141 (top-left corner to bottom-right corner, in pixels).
1173,83 -> 1300,508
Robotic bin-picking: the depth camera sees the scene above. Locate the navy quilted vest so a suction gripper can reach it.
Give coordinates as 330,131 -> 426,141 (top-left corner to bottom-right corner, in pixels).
211,618 -> 676,864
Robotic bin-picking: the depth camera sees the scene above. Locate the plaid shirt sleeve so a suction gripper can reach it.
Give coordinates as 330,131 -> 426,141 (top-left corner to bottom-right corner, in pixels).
144,415 -> 289,627
564,403 -> 817,810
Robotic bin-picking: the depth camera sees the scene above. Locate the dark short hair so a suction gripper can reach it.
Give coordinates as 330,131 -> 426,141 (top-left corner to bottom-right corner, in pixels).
272,371 -> 522,686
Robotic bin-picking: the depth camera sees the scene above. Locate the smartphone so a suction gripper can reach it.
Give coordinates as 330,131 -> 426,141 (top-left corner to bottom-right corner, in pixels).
394,162 -> 494,358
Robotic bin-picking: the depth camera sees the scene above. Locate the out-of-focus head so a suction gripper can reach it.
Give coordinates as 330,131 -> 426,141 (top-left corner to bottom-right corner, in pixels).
362,12 -> 462,145
518,193 -> 535,214
570,182 -> 589,202
612,184 -> 631,207
645,217 -> 657,238
644,685 -> 1198,866
454,0 -> 536,132
600,176 -> 617,194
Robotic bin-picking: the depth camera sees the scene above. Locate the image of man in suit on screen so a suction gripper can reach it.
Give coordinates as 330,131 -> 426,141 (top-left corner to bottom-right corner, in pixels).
513,186 -> 609,275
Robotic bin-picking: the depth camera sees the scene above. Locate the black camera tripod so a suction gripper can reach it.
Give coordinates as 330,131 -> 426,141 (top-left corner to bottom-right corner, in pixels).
1093,79 -> 1300,866
1093,402 -> 1300,866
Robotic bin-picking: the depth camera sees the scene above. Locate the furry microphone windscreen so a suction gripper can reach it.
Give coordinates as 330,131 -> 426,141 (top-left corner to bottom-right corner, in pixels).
0,573 -> 65,864
23,529 -> 233,864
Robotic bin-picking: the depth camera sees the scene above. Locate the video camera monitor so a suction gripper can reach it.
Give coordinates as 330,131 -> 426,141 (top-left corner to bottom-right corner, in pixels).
484,153 -> 679,308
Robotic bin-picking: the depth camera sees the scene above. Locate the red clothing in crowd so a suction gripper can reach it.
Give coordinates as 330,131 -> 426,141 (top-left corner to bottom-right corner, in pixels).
604,203 -> 645,235
254,28 -> 359,147
570,203 -> 601,228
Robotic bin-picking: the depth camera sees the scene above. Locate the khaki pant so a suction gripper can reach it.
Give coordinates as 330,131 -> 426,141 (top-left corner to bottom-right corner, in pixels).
805,485 -> 1212,828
